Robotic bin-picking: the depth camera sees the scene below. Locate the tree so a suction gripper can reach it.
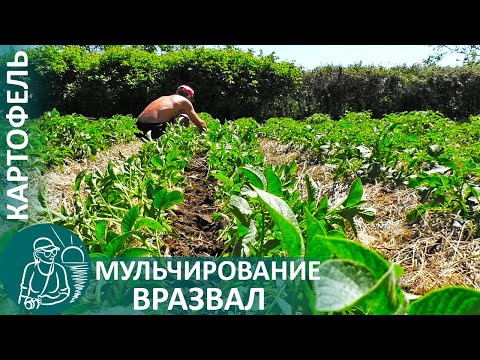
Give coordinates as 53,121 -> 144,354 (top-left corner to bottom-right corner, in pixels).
57,45 -> 206,54
77,45 -> 159,53
158,45 -> 202,53
424,45 -> 480,66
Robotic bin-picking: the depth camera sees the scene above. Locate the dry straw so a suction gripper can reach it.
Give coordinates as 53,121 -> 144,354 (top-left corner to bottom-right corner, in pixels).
259,138 -> 480,295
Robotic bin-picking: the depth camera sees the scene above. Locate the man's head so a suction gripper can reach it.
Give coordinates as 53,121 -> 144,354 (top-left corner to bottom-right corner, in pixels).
176,85 -> 195,102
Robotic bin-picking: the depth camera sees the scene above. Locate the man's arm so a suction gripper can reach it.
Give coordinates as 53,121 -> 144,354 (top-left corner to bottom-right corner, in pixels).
18,263 -> 34,304
181,100 -> 208,132
189,112 -> 207,132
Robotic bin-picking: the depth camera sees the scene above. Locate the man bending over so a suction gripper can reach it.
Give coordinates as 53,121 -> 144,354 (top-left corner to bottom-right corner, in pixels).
136,84 -> 208,139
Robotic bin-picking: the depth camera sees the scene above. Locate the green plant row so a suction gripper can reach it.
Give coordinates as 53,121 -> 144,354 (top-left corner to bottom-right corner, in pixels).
258,111 -> 480,233
0,108 -> 140,174
2,111 -> 479,315
198,118 -> 480,313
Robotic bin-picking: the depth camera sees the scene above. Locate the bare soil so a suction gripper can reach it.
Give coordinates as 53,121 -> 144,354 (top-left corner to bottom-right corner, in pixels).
162,154 -> 226,257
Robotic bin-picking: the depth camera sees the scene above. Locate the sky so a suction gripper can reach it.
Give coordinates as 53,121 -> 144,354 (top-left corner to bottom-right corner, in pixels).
1,45 -> 467,69
232,45 -> 465,69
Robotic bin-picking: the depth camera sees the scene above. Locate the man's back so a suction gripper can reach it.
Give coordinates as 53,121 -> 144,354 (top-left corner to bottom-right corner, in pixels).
137,94 -> 187,124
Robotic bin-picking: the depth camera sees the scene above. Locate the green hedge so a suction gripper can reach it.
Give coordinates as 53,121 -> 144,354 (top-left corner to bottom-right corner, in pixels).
301,64 -> 480,121
3,46 -> 480,122
26,46 -> 303,121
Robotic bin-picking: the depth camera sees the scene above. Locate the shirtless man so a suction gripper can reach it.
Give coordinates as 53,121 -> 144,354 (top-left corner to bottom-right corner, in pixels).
136,85 -> 208,139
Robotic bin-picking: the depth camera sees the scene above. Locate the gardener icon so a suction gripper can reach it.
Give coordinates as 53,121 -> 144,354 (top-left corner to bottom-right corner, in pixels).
18,237 -> 71,310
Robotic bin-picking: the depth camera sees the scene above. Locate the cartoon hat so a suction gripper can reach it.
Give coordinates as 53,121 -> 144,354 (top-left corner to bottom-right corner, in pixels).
33,237 -> 60,252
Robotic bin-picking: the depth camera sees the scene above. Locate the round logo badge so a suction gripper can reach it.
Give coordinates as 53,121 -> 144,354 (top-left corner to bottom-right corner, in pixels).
0,223 -> 92,315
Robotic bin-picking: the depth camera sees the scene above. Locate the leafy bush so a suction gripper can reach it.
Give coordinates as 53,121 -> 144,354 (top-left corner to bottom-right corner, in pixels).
301,64 -> 480,121
26,46 -> 303,122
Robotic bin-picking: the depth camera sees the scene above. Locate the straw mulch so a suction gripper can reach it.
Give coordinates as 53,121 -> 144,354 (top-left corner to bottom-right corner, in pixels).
260,138 -> 480,295
44,140 -> 144,213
